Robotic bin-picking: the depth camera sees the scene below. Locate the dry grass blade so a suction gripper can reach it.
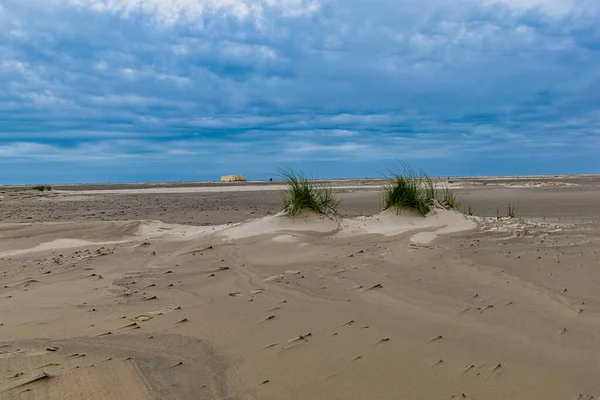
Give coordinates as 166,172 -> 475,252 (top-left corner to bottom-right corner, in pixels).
507,202 -> 516,218
437,187 -> 460,210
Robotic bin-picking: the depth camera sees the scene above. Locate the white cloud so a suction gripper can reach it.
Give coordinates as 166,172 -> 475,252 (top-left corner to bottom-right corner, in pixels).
120,67 -> 136,79
93,60 -> 108,70
67,0 -> 322,25
287,129 -> 358,137
484,0 -> 575,16
288,142 -> 369,154
20,90 -> 73,107
0,142 -> 56,157
221,42 -> 278,61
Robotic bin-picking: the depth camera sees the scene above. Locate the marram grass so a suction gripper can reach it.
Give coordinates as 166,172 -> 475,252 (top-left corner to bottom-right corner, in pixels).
279,168 -> 340,216
381,163 -> 435,216
381,163 -> 461,216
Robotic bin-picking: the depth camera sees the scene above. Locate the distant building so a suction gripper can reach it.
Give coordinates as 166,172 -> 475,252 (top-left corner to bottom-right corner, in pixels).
221,175 -> 245,182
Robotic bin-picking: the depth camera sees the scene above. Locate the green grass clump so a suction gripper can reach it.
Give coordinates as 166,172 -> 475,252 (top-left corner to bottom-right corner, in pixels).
30,184 -> 52,191
381,163 -> 436,216
280,168 -> 340,216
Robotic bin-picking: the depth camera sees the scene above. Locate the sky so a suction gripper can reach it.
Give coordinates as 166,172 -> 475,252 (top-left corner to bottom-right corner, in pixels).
1,0 -> 599,183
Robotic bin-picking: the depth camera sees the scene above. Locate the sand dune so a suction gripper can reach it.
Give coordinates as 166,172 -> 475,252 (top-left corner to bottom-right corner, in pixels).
2,178 -> 600,399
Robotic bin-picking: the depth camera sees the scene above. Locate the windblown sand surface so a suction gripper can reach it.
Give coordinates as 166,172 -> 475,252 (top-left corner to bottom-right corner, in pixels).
1,175 -> 600,399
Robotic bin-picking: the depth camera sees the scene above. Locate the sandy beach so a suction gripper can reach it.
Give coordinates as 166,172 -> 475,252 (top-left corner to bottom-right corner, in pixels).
1,175 -> 600,399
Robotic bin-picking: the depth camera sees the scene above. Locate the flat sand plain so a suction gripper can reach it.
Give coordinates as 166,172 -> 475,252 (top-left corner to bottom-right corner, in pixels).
1,175 -> 599,399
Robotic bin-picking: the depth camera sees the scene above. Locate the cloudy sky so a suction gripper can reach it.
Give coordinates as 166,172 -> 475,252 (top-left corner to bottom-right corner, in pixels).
1,0 -> 599,183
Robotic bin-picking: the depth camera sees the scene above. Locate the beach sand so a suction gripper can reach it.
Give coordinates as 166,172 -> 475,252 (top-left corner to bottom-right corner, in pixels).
1,175 -> 600,399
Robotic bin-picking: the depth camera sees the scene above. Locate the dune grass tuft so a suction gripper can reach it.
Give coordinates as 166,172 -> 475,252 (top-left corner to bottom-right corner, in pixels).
30,184 -> 52,191
279,168 -> 340,216
382,163 -> 468,216
381,163 -> 436,216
